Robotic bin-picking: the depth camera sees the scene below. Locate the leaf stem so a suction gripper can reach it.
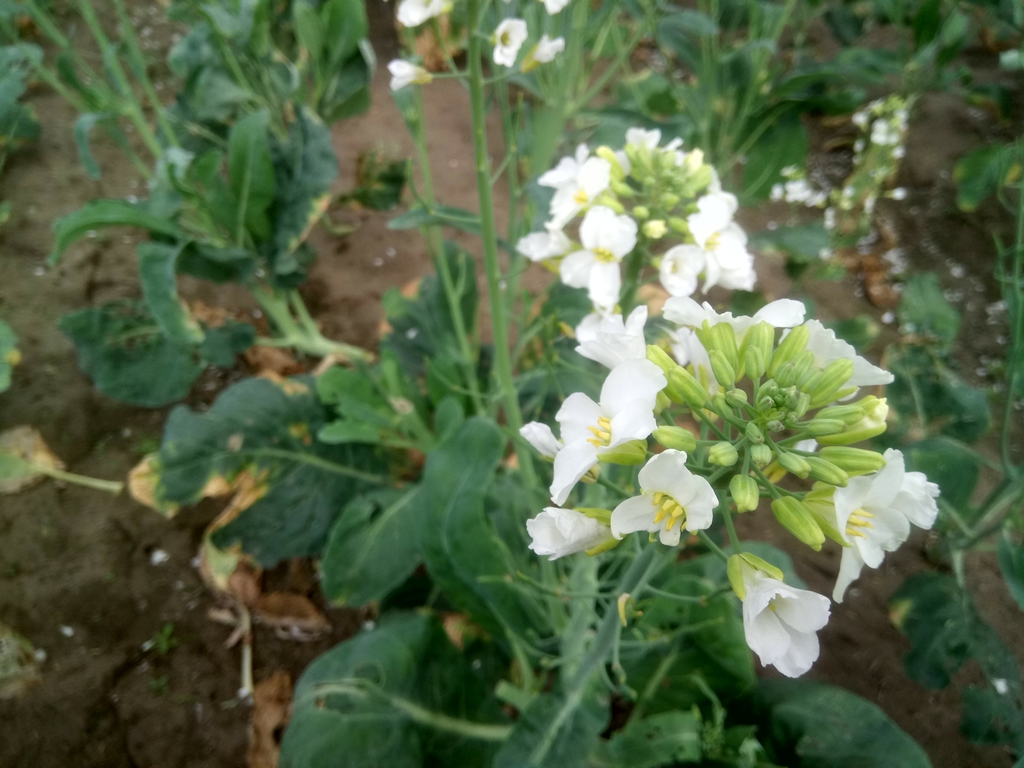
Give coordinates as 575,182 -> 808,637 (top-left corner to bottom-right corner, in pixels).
37,465 -> 124,494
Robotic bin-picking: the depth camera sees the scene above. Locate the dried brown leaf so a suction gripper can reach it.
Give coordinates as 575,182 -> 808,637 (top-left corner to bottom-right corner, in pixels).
247,671 -> 292,768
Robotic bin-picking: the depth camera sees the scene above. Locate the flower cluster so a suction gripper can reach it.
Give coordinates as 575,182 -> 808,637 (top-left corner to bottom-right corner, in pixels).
771,96 -> 910,242
389,0 -> 567,90
521,299 -> 939,678
517,128 -> 758,324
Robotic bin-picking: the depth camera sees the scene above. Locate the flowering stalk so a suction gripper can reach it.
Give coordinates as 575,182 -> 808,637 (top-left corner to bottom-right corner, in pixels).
466,0 -> 536,485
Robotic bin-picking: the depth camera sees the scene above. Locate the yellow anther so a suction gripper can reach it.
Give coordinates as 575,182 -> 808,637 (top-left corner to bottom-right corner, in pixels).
846,528 -> 867,539
706,232 -> 721,250
660,498 -> 677,516
593,247 -> 617,263
573,189 -> 589,205
652,492 -> 665,506
597,416 -> 611,429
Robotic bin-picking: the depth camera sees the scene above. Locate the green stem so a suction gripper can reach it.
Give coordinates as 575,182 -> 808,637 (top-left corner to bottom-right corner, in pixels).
37,465 -> 124,494
722,506 -> 740,553
467,0 -> 536,487
252,288 -> 370,362
301,681 -> 513,741
697,530 -> 730,562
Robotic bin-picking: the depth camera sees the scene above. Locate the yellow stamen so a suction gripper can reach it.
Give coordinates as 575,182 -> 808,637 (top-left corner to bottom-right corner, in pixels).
593,247 -> 616,263
573,189 -> 589,205
706,232 -> 721,250
585,416 -> 614,447
846,528 -> 867,539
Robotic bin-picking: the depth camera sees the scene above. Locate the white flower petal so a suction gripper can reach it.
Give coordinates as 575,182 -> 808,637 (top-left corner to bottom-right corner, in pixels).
638,450 -> 688,493
559,250 -> 596,289
599,359 -> 666,415
772,625 -> 820,678
894,471 -> 940,529
610,495 -> 659,539
527,507 -> 610,559
550,440 -> 599,505
520,422 -> 562,458
833,545 -> 866,602
588,260 -> 623,309
555,392 -> 602,445
659,245 -> 704,298
575,306 -> 648,369
607,401 -> 658,446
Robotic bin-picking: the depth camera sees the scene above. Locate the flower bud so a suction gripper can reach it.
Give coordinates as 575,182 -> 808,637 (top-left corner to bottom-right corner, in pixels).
708,350 -> 736,387
797,368 -> 824,394
660,192 -> 680,209
653,426 -> 697,453
668,217 -> 688,234
709,441 -> 739,467
595,194 -> 625,214
730,474 -> 760,513
804,456 -> 849,487
701,323 -> 740,373
777,451 -> 811,478
817,446 -> 887,474
774,361 -> 798,388
767,420 -> 784,433
793,391 -> 811,418
768,324 -> 810,377
646,344 -> 678,376
712,390 -> 728,412
597,439 -> 648,465
816,398 -> 888,445
815,404 -> 868,425
802,486 -> 849,546
808,358 -> 855,408
575,507 -> 612,524
611,181 -> 635,197
642,219 -> 667,239
683,148 -> 705,173
726,388 -> 748,408
751,444 -> 773,467
791,350 -> 816,382
595,146 -> 626,181
655,390 -> 672,414
633,205 -> 650,220
805,418 -> 847,436
668,367 -> 709,408
745,421 -> 764,444
771,497 -> 825,550
742,322 -> 774,379
727,552 -> 783,599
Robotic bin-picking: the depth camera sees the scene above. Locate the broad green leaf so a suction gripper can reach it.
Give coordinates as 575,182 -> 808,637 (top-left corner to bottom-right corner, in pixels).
342,151 -> 407,211
592,710 -> 702,767
754,680 -> 932,768
750,222 -> 829,264
742,111 -> 809,199
270,107 -> 338,284
901,438 -> 979,512
197,320 -> 255,367
961,685 -> 1024,751
0,318 -> 18,393
177,243 -> 259,284
59,301 -> 204,407
50,200 -> 184,264
898,273 -> 960,352
419,417 -> 543,640
228,108 -> 275,240
321,487 -> 421,605
282,612 -> 507,767
292,1 -> 324,62
138,242 -> 205,344
155,376 -> 387,566
72,112 -> 115,180
998,533 -> 1024,613
495,691 -> 608,768
953,143 -> 1021,212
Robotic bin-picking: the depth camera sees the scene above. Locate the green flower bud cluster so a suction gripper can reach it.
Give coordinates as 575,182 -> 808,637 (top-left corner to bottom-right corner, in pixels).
649,319 -> 893,554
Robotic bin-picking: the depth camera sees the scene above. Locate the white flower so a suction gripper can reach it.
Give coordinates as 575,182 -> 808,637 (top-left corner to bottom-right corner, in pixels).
625,127 -> 661,150
387,60 -> 432,90
540,145 -> 612,228
831,449 -> 939,601
794,438 -> 819,453
739,560 -> 831,678
550,359 -> 666,504
397,0 -> 449,27
527,507 -> 610,560
493,19 -> 528,67
610,450 -> 718,546
516,228 -> 571,262
891,187 -> 907,201
770,183 -> 785,202
663,297 -> 806,341
688,190 -> 738,249
520,422 -> 563,459
802,319 -> 894,390
543,0 -> 571,13
531,34 -> 564,63
659,244 -> 704,297
559,206 -> 637,310
575,306 -> 647,369
683,192 -> 756,292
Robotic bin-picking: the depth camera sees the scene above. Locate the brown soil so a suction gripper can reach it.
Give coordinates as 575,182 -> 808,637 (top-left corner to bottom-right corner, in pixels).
0,7 -> 1022,768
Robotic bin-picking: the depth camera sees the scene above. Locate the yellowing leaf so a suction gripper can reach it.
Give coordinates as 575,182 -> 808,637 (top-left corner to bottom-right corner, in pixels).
0,426 -> 64,494
0,622 -> 42,700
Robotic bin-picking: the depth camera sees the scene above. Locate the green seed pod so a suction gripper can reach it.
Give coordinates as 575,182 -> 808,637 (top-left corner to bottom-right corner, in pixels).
804,456 -> 849,487
751,444 -> 773,467
669,367 -> 709,408
768,324 -> 810,377
653,426 -> 697,453
818,446 -> 887,474
745,421 -> 764,444
808,358 -> 855,408
709,441 -> 739,467
777,451 -> 811,478
709,349 -> 737,388
771,497 -> 825,550
597,439 -> 648,466
730,474 -> 760,513
805,418 -> 847,436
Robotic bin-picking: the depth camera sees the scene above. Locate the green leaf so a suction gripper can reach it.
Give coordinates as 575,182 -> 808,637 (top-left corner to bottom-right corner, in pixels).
754,680 -> 932,768
342,151 -> 407,211
138,241 -> 205,344
178,243 -> 259,284
270,107 -> 338,284
592,710 -> 702,767
898,273 -> 960,352
72,112 -> 115,180
389,204 -> 483,236
900,438 -> 979,512
0,318 -> 18,393
228,108 -> 275,240
998,533 -> 1024,613
419,417 -> 543,640
282,612 -> 507,767
155,375 -> 387,566
827,315 -> 880,351
198,320 -> 255,366
50,200 -> 184,264
961,685 -> 1024,750
742,111 -> 809,199
321,487 -> 421,605
59,300 -> 204,407
750,222 -> 829,264
495,691 -> 608,768
953,143 -> 1020,212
